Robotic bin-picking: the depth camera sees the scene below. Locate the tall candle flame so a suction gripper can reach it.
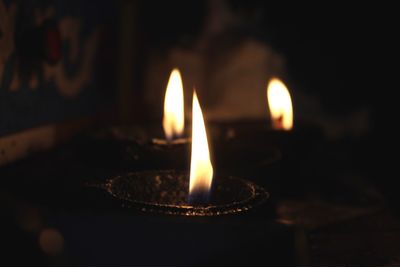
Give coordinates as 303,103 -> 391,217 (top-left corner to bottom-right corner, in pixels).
189,91 -> 213,203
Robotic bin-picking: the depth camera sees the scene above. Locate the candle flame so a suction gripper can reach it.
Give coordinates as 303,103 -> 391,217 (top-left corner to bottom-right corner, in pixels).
267,78 -> 293,130
163,68 -> 185,140
189,91 -> 213,200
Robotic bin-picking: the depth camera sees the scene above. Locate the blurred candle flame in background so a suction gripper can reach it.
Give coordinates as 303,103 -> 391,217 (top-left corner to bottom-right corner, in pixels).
267,78 -> 293,130
163,68 -> 185,140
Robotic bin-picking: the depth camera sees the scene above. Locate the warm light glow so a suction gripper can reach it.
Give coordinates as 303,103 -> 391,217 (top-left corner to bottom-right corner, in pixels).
189,91 -> 213,199
39,228 -> 64,255
163,68 -> 185,140
267,78 -> 293,130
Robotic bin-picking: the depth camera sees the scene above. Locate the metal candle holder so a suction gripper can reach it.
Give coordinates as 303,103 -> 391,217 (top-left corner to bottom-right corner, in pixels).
100,170 -> 269,216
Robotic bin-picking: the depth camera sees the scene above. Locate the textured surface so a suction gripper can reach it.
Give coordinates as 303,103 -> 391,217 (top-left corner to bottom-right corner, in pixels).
100,170 -> 268,216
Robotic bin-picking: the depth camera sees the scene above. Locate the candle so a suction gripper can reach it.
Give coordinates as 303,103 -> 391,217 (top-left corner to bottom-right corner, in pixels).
104,69 -> 191,170
208,78 -> 323,195
151,68 -> 190,146
97,90 -> 268,215
135,68 -> 190,169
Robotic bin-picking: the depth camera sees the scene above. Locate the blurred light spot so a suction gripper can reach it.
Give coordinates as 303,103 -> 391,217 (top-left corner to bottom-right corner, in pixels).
39,228 -> 64,255
16,205 -> 43,232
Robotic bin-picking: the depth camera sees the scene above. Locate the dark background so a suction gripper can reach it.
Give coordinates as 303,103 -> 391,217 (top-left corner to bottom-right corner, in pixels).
133,0 -> 392,114
1,0 -> 396,266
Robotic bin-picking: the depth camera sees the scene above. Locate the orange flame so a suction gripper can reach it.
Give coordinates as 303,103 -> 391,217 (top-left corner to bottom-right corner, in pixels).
189,91 -> 213,202
267,78 -> 293,130
163,69 -> 185,140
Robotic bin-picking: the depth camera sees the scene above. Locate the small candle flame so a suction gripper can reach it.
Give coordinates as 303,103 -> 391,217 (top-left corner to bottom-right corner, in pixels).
189,91 -> 213,203
267,78 -> 293,130
163,68 -> 185,140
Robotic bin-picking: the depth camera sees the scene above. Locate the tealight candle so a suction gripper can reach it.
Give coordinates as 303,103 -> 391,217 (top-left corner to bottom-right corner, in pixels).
151,68 -> 191,146
96,90 -> 269,215
99,69 -> 191,170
